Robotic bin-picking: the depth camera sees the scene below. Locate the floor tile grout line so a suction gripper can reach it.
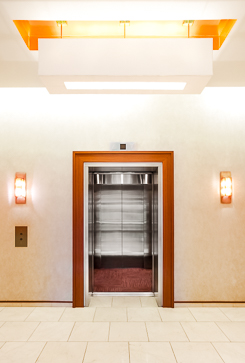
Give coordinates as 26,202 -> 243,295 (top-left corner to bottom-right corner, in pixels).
127,341 -> 130,363
158,308 -> 163,322
67,322 -> 76,342
0,342 -> 6,349
179,322 -> 190,342
92,307 -> 96,322
58,307 -> 67,322
126,308 -> 128,322
216,307 -> 232,322
82,341 -> 88,363
145,322 -> 150,342
9,306 -> 35,322
169,342 -> 179,363
24,307 -> 38,322
187,308 -> 197,322
155,308 -> 162,322
27,322 -> 41,342
0,307 -> 35,323
34,341 -> 47,363
214,321 -> 231,342
108,321 -> 111,342
211,342 -> 226,363
93,340 -> 151,343
217,307 -> 232,322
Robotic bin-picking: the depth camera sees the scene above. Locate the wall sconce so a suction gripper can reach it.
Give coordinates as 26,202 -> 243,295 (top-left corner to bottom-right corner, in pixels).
15,173 -> 26,204
220,171 -> 232,204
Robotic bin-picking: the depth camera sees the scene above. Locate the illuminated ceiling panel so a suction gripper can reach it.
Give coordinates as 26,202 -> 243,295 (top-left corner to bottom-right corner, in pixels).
38,38 -> 213,94
14,20 -> 236,51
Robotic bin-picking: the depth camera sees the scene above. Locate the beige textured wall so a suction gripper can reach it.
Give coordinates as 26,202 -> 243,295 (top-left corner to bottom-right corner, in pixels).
1,87 -> 245,302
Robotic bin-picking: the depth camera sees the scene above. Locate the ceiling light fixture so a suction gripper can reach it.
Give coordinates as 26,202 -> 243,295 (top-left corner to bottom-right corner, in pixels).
183,20 -> 194,38
39,38 -> 213,94
56,21 -> 67,27
56,21 -> 67,38
119,21 -> 130,38
182,20 -> 194,26
64,82 -> 186,91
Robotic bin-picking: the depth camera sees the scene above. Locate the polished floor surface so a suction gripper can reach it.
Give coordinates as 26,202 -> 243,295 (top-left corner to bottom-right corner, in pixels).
0,297 -> 245,362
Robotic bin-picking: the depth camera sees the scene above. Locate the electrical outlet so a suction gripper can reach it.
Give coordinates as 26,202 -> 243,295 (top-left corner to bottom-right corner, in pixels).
15,226 -> 28,247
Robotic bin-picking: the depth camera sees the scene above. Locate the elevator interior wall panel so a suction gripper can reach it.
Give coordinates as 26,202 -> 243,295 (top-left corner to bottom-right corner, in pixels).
143,184 -> 153,270
94,184 -> 122,268
153,173 -> 158,293
88,173 -> 94,292
122,185 -> 144,262
93,173 -> 153,270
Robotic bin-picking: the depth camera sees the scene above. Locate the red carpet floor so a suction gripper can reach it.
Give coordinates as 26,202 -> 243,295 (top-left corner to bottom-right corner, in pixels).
94,268 -> 152,292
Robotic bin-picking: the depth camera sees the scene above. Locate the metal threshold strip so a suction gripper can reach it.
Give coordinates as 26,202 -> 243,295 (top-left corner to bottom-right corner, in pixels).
92,292 -> 154,296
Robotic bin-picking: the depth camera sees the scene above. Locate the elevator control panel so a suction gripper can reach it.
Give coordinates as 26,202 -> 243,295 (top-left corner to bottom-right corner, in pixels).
15,226 -> 28,247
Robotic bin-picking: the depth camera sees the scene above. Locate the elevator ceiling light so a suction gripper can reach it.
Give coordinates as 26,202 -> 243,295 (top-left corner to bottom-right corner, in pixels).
64,82 -> 186,91
220,171 -> 232,204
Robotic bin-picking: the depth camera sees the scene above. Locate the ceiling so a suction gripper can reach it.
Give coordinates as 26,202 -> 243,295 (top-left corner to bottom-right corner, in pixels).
0,0 -> 245,89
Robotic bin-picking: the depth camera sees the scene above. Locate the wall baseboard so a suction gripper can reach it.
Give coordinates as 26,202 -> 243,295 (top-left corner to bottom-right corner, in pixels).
175,301 -> 245,303
174,301 -> 245,307
0,301 -> 72,303
0,301 -> 73,307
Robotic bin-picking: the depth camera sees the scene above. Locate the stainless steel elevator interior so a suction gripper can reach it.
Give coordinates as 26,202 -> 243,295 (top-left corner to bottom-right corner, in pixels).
84,163 -> 163,306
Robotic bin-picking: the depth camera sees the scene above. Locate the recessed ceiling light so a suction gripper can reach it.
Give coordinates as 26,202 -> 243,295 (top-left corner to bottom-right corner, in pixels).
64,82 -> 186,91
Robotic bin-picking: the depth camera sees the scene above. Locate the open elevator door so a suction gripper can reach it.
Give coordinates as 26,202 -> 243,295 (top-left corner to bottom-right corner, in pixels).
88,169 -> 159,295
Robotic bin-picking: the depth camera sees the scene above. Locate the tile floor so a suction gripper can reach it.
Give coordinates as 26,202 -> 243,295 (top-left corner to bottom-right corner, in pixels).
0,297 -> 245,362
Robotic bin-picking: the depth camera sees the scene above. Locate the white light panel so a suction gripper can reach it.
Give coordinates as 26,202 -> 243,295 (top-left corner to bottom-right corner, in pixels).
65,82 -> 186,91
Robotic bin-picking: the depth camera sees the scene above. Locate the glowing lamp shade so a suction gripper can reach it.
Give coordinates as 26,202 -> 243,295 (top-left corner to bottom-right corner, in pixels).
220,171 -> 232,204
15,173 -> 26,204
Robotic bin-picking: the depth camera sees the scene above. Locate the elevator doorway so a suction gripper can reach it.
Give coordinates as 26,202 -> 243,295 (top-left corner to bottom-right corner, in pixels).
84,163 -> 163,306
73,152 -> 174,308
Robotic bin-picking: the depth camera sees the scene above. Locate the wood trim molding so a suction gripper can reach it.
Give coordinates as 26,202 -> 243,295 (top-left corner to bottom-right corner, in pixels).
73,151 -> 174,307
0,301 -> 72,303
175,301 -> 245,303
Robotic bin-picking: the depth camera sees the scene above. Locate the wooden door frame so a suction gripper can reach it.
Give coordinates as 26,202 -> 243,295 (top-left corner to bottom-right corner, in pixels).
73,151 -> 174,307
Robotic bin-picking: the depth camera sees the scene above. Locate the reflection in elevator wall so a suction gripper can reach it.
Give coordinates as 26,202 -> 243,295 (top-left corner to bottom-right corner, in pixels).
88,169 -> 158,294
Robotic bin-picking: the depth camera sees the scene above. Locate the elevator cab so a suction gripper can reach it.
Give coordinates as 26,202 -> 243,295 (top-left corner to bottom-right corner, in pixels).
84,163 -> 163,306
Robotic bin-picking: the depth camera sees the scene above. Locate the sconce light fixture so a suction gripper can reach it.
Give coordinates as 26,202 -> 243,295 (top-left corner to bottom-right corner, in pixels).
220,171 -> 232,204
15,173 -> 26,204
